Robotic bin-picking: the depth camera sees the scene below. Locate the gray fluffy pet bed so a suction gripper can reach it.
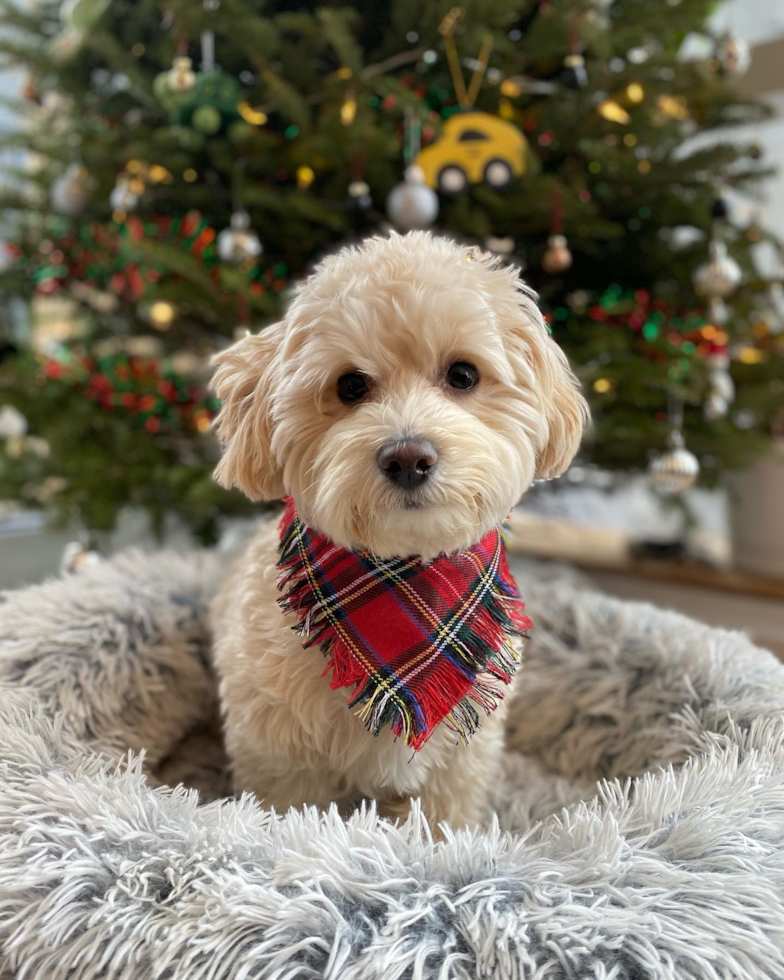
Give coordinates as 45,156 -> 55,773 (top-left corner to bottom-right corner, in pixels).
2,550 -> 784,979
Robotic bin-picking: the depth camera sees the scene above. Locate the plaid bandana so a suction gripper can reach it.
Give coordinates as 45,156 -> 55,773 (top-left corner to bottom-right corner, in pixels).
277,499 -> 531,751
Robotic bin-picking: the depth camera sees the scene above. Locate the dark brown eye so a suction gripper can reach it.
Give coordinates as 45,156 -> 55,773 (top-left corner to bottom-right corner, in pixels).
337,371 -> 368,403
447,361 -> 479,390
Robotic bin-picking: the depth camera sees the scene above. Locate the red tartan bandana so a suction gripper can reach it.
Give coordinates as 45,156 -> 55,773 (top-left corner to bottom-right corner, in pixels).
277,498 -> 531,751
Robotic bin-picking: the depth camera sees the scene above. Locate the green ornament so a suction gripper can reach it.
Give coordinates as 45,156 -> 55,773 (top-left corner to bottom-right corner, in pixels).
173,70 -> 241,131
192,104 -> 222,135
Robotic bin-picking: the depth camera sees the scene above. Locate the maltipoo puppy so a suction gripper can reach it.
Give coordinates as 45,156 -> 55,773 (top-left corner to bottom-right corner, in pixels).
211,232 -> 587,829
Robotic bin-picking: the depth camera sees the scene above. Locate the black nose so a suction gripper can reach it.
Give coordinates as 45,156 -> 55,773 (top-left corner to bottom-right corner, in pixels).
378,438 -> 438,489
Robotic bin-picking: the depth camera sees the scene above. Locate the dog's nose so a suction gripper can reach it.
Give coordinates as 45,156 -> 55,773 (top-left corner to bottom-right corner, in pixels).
377,438 -> 438,489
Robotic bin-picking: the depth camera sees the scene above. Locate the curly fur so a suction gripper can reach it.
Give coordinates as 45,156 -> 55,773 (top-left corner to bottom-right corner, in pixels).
210,232 -> 588,827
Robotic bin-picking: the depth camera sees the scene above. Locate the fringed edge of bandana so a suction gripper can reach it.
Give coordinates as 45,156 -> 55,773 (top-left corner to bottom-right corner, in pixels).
276,501 -> 531,751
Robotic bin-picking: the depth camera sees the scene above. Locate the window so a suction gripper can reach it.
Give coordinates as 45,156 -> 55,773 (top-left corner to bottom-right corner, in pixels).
458,130 -> 489,142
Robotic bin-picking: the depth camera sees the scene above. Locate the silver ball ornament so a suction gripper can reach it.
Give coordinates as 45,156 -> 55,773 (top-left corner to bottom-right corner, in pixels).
704,393 -> 729,421
708,367 -> 735,404
0,405 -> 28,440
648,431 -> 700,495
217,211 -> 263,264
50,163 -> 91,216
715,31 -> 751,77
694,241 -> 742,298
110,178 -> 138,212
386,166 -> 439,231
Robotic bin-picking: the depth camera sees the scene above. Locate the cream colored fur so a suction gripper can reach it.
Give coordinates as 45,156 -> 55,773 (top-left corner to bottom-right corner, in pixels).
211,232 -> 587,829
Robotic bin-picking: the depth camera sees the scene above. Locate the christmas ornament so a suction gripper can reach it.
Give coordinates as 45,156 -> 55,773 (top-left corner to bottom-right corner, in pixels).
345,180 -> 373,217
192,103 -> 223,135
60,540 -> 102,575
694,241 -> 742,298
648,430 -> 700,495
541,234 -> 573,275
0,405 -> 28,440
277,497 -> 530,750
715,30 -> 750,77
710,195 -> 730,220
708,297 -> 729,326
217,211 -> 263,264
485,236 -> 515,257
50,163 -> 91,216
155,67 -> 240,133
168,56 -> 196,93
757,282 -> 784,336
415,111 -> 527,193
707,366 -> 735,403
560,54 -> 587,90
386,166 -> 439,231
704,392 -> 729,421
110,177 -> 139,212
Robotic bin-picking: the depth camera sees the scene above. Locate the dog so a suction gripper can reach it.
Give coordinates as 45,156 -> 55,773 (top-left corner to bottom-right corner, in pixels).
210,232 -> 587,829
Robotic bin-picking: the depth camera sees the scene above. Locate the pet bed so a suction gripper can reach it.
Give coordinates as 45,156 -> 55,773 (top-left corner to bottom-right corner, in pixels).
1,549 -> 784,979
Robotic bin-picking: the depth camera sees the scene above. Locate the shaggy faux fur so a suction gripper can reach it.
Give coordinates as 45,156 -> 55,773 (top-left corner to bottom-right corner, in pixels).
2,550 -> 784,979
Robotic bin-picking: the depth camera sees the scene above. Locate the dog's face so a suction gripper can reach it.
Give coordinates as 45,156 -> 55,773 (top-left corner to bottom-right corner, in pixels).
213,233 -> 587,559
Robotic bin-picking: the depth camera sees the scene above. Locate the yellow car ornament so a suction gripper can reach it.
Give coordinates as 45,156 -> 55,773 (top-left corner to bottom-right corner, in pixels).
415,110 -> 527,194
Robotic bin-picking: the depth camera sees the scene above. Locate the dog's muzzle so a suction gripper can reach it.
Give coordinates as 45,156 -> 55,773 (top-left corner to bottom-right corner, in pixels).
377,438 -> 438,490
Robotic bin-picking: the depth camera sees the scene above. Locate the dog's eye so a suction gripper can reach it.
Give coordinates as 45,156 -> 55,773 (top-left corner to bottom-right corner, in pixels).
446,361 -> 480,390
337,372 -> 369,403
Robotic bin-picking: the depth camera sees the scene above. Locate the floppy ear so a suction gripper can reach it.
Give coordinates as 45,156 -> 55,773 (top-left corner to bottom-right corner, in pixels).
527,324 -> 589,480
211,322 -> 285,501
502,282 -> 589,481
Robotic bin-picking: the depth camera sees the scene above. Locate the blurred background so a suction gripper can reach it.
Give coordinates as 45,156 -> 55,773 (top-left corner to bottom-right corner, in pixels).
0,0 -> 782,651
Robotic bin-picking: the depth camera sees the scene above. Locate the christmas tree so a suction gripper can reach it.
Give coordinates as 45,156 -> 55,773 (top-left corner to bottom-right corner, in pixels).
0,0 -> 782,541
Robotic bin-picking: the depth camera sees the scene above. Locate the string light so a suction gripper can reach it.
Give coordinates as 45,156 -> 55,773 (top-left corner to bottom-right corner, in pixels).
593,378 -> 613,393
498,97 -> 515,120
656,94 -> 688,120
598,100 -> 631,124
297,165 -> 315,189
148,165 -> 173,184
638,159 -> 651,174
626,82 -> 644,103
183,169 -> 198,182
335,66 -> 353,80
500,79 -> 521,98
624,133 -> 638,146
340,93 -> 357,125
149,301 -> 176,330
738,347 -> 765,364
238,101 -> 268,126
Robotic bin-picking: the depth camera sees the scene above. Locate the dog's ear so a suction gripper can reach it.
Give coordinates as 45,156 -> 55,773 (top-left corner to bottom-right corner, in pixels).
211,323 -> 285,501
503,283 -> 589,480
